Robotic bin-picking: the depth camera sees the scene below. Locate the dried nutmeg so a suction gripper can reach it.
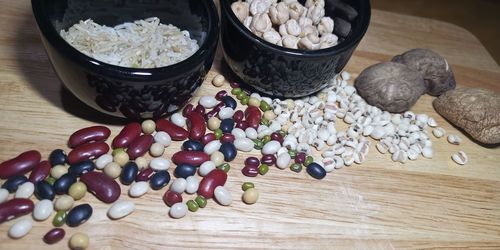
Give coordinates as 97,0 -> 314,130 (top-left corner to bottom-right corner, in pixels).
354,62 -> 427,113
392,48 -> 456,96
231,1 -> 250,22
433,88 -> 500,144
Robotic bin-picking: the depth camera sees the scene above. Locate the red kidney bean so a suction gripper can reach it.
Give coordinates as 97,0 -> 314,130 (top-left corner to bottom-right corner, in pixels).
220,133 -> 235,143
201,133 -> 216,145
127,134 -> 153,160
261,154 -> 276,166
295,152 -> 306,164
245,106 -> 262,129
135,167 -> 155,182
0,150 -> 41,179
215,90 -> 228,101
186,112 -> 206,141
68,126 -> 111,148
112,123 -> 141,149
198,169 -> 227,199
0,198 -> 34,224
28,160 -> 51,183
194,104 -> 206,115
156,119 -> 189,141
80,171 -> 120,203
271,132 -> 284,144
43,228 -> 65,244
172,151 -> 209,166
235,120 -> 248,130
67,141 -> 109,165
214,102 -> 225,111
182,103 -> 194,117
233,110 -> 244,122
244,157 -> 260,168
242,166 -> 259,177
163,190 -> 183,207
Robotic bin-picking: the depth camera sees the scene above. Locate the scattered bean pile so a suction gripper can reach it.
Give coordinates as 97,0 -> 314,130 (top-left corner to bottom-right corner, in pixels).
0,71 -> 466,248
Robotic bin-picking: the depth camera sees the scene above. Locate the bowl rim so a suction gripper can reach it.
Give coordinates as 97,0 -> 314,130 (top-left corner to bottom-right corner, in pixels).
220,0 -> 371,57
31,0 -> 220,81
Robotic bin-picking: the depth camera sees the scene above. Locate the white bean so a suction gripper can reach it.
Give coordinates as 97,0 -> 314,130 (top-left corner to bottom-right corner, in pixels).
169,203 -> 188,219
276,152 -> 291,169
422,147 -> 433,159
170,113 -> 186,128
234,138 -> 254,152
154,131 -> 172,147
218,107 -> 235,120
214,186 -> 232,206
129,181 -> 149,198
14,182 -> 34,199
204,140 -> 222,155
199,161 -> 216,176
170,178 -> 187,194
8,219 -> 32,239
231,128 -> 247,139
0,188 -> 8,204
185,176 -> 199,194
149,157 -> 170,171
107,200 -> 135,220
245,127 -> 258,140
262,140 -> 281,155
33,199 -> 53,221
95,154 -> 113,170
199,96 -> 218,108
432,127 -> 446,138
447,134 -> 462,145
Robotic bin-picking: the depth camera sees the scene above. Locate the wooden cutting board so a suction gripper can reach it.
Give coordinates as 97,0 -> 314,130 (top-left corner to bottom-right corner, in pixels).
0,1 -> 499,248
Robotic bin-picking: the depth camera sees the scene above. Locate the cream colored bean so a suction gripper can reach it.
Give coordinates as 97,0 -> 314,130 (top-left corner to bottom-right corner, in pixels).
141,120 -> 156,134
50,165 -> 68,179
129,181 -> 149,198
242,188 -> 259,204
68,182 -> 87,200
8,219 -> 32,239
212,74 -> 226,87
210,151 -> 225,166
214,186 -> 232,206
107,200 -> 135,220
207,117 -> 221,131
33,199 -> 53,221
14,182 -> 34,199
149,142 -> 165,157
104,162 -> 122,179
135,157 -> 149,170
69,232 -> 89,250
113,151 -> 129,167
54,195 -> 74,211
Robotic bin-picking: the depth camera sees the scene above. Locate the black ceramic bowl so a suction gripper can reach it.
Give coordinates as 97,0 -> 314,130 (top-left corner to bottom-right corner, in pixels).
32,0 -> 219,119
220,0 -> 370,98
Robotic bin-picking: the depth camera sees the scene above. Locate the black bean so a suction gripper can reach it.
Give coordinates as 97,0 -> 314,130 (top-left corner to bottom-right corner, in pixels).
219,142 -> 237,162
182,140 -> 204,151
149,170 -> 171,190
49,149 -> 67,166
53,173 -> 77,195
34,181 -> 55,200
174,164 -> 197,179
68,160 -> 95,176
2,175 -> 28,193
306,162 -> 326,180
219,118 -> 234,134
222,96 -> 237,109
66,204 -> 92,227
120,161 -> 138,185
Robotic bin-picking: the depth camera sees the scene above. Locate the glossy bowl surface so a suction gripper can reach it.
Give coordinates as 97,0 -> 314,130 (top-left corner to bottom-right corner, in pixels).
32,0 -> 219,119
220,0 -> 371,98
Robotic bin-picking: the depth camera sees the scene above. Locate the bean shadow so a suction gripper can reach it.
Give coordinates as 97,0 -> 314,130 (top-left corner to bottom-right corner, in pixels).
15,15 -> 126,125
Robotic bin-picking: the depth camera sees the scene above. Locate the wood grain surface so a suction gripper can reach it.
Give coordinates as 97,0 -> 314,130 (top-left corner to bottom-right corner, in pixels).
1,1 -> 499,249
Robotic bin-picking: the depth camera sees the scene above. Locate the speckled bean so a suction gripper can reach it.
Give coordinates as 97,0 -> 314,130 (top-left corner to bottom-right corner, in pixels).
187,112 -> 206,141
67,141 -> 109,164
43,228 -> 65,244
8,219 -> 32,239
129,181 -> 149,197
163,190 -> 183,207
0,150 -> 41,179
127,134 -> 153,160
172,151 -> 210,166
80,171 -> 120,203
29,160 -> 51,183
15,182 -> 34,199
198,169 -> 227,199
33,199 -> 53,221
108,200 -> 135,220
0,198 -> 34,223
156,119 -> 189,141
